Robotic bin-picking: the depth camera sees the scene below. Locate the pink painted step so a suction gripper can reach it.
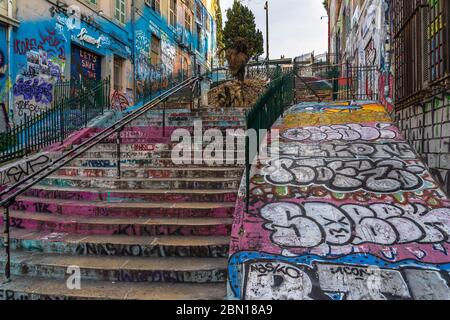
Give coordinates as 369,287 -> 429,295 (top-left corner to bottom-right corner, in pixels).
23,186 -> 239,203
12,196 -> 235,219
4,211 -> 232,237
55,167 -> 244,179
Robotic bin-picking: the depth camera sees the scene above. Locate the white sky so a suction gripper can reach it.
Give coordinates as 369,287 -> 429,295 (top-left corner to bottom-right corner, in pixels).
220,0 -> 328,59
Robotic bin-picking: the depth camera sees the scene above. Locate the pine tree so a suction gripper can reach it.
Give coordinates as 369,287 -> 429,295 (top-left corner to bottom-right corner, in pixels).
223,0 -> 264,81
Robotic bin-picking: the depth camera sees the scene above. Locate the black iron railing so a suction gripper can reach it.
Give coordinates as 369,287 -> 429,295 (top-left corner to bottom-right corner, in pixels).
294,59 -> 380,102
0,78 -> 111,164
0,74 -> 201,282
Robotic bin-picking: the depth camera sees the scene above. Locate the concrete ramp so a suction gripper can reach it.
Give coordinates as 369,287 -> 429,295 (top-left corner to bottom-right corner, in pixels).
228,101 -> 450,300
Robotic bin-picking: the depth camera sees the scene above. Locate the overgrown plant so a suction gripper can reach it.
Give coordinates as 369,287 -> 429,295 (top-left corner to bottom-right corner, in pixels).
223,0 -> 264,82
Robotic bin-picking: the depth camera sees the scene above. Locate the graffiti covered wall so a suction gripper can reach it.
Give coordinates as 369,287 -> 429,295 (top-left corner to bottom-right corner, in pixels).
229,101 -> 450,300
134,0 -> 216,100
329,0 -> 394,111
8,0 -> 133,124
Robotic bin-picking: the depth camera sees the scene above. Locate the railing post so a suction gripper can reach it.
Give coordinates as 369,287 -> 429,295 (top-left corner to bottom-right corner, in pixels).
116,127 -> 123,179
245,133 -> 250,214
3,204 -> 11,282
162,99 -> 167,137
59,101 -> 65,143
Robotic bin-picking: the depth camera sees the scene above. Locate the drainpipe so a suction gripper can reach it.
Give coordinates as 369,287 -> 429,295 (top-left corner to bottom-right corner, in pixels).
7,0 -> 14,125
131,0 -> 136,103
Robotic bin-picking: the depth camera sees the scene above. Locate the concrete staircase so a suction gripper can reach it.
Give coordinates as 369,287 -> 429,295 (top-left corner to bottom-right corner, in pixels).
294,76 -> 333,103
0,105 -> 247,300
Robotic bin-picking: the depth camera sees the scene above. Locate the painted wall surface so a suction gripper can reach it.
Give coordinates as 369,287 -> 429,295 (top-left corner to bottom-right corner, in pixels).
395,96 -> 450,200
2,0 -> 217,124
0,23 -> 8,132
229,101 -> 450,300
328,0 -> 394,111
9,0 -> 133,124
134,0 -> 216,99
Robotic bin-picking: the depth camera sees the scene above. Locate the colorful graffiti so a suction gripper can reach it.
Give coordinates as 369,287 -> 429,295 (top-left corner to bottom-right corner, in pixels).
111,90 -> 130,111
229,101 -> 450,300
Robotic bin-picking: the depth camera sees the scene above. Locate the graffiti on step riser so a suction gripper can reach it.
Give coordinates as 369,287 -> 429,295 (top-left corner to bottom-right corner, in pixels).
278,142 -> 416,159
262,158 -> 427,193
75,243 -> 229,258
0,155 -> 51,185
237,256 -> 450,300
282,123 -> 399,142
260,201 -> 450,249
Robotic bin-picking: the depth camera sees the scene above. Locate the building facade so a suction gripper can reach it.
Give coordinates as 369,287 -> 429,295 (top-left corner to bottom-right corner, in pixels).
327,0 -> 394,109
0,0 -> 19,132
0,0 -> 217,130
134,0 -> 217,99
391,0 -> 450,195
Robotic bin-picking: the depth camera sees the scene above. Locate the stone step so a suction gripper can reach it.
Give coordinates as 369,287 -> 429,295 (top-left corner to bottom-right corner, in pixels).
13,196 -> 235,218
68,158 -> 245,169
167,115 -> 244,121
23,186 -> 239,203
0,251 -> 227,283
39,176 -> 241,190
129,120 -> 246,127
4,228 -> 230,258
56,167 -> 244,179
0,276 -> 226,300
5,211 -> 232,237
77,150 -> 246,160
75,142 -> 245,152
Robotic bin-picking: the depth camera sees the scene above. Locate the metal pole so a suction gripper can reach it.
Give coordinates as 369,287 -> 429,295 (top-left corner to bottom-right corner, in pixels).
265,1 -> 269,73
3,205 -> 11,282
116,128 -> 123,179
162,100 -> 166,137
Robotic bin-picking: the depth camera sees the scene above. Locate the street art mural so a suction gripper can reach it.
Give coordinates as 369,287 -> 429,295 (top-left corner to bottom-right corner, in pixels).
7,1 -> 130,124
0,26 -> 8,132
228,101 -> 450,300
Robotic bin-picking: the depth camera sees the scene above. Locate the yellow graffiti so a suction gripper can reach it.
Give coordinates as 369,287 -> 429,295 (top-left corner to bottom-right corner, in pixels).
284,103 -> 392,127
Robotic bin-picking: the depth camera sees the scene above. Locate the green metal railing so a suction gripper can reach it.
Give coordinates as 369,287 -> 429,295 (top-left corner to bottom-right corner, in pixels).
0,78 -> 110,164
245,71 -> 295,211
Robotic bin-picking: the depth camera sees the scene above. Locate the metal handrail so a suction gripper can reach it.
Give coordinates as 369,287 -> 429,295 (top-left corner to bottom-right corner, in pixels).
0,75 -> 200,282
244,72 -> 295,212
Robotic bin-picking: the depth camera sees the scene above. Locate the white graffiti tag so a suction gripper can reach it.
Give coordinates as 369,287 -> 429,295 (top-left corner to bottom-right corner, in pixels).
262,158 -> 426,193
277,142 -> 416,159
282,124 -> 397,142
244,260 -> 413,300
260,202 -> 450,252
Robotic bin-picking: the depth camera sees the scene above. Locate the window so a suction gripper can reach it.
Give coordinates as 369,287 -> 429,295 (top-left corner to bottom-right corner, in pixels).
151,36 -> 161,66
113,56 -> 124,91
114,0 -> 126,24
82,0 -> 97,7
169,0 -> 177,27
196,2 -> 202,23
146,0 -> 160,14
185,11 -> 192,32
197,25 -> 202,51
0,0 -> 7,15
428,0 -> 446,82
205,15 -> 210,32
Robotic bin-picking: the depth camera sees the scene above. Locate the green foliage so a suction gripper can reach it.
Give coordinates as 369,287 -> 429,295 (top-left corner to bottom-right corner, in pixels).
214,0 -> 225,52
223,0 -> 264,58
